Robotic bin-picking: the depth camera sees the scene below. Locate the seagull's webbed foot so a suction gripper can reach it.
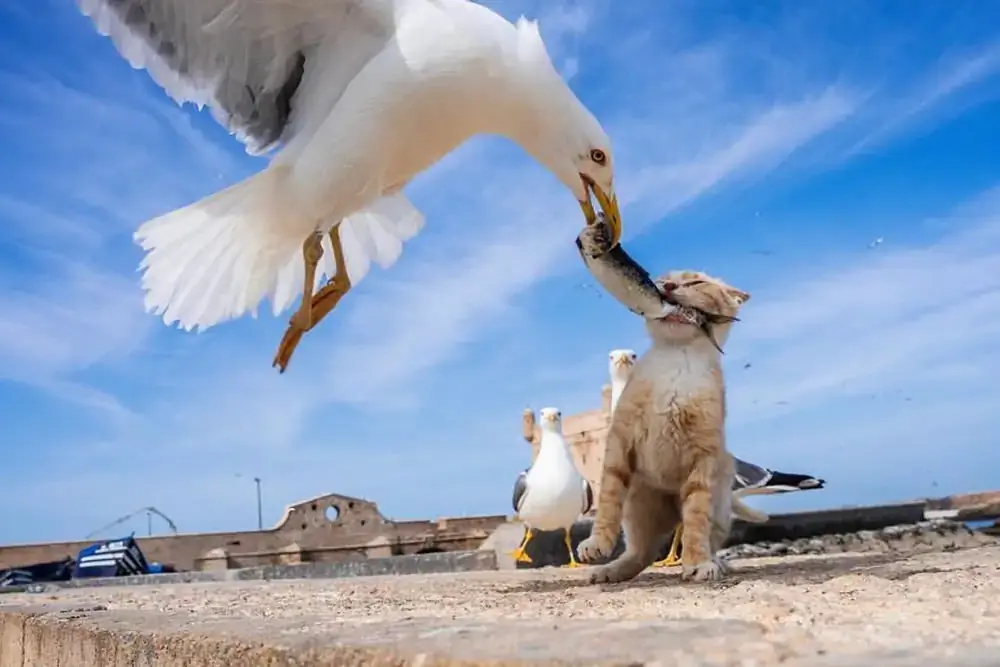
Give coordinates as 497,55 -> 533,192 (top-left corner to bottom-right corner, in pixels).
509,527 -> 535,564
272,225 -> 352,373
653,527 -> 682,567
563,528 -> 584,568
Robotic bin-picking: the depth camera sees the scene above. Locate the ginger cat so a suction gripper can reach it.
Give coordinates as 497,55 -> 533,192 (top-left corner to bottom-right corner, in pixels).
577,269 -> 750,584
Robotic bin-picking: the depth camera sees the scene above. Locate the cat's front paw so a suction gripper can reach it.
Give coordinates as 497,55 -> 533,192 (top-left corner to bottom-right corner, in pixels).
589,563 -> 628,585
681,559 -> 724,582
576,534 -> 614,564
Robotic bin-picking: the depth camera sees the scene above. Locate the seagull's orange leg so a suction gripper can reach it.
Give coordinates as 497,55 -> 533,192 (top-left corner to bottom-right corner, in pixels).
509,527 -> 534,564
272,225 -> 352,373
653,527 -> 682,567
563,528 -> 583,568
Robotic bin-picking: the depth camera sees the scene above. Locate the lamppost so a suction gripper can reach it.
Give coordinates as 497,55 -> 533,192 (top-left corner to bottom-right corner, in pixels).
254,476 -> 263,531
235,473 -> 264,530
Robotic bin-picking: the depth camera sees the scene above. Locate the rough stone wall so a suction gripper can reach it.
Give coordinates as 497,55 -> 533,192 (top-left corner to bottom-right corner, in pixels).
0,494 -> 506,572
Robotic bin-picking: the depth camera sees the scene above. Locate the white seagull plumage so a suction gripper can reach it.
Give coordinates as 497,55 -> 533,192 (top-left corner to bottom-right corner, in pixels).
607,348 -> 637,413
73,0 -> 622,368
511,407 -> 592,567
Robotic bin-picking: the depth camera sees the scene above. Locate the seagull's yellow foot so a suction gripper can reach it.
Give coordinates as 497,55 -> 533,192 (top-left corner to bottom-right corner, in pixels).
272,226 -> 352,373
509,527 -> 534,564
653,527 -> 683,567
563,529 -> 584,568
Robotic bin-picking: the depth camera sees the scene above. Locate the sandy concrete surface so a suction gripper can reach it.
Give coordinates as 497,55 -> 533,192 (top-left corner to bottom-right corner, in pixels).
2,544 -> 1000,666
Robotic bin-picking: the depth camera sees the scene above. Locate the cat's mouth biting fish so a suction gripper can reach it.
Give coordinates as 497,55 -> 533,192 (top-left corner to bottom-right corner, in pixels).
575,216 -> 737,353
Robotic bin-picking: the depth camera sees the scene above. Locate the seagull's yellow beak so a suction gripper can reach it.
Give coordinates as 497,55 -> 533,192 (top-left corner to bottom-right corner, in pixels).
579,175 -> 622,247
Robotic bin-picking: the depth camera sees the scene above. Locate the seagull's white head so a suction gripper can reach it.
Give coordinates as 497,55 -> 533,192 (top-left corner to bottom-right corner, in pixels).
539,407 -> 563,432
509,18 -> 621,245
608,349 -> 637,384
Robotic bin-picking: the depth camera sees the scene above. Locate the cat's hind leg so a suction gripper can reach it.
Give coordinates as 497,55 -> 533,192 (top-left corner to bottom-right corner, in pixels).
589,481 -> 679,584
709,455 -> 736,574
679,452 -> 725,582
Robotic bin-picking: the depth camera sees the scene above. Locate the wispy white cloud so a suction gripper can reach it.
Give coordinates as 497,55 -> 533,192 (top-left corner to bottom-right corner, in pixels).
843,40 -> 1000,157
0,256 -> 149,421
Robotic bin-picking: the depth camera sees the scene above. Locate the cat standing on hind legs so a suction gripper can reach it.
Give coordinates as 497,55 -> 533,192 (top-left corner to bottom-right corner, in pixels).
574,220 -> 750,584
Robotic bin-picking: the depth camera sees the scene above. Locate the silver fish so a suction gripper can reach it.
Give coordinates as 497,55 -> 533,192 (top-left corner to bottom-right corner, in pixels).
575,216 -> 738,353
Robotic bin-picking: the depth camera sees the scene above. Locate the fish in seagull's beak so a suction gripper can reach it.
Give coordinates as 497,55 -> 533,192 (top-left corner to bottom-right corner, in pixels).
579,175 -> 622,247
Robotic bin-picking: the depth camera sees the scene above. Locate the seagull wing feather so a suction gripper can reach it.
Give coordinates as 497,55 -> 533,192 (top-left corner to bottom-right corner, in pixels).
74,0 -> 396,155
581,478 -> 594,514
512,468 -> 529,514
732,456 -> 772,492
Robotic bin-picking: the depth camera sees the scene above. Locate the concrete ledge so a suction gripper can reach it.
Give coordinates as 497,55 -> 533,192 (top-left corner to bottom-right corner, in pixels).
3,546 -> 999,666
3,594 -> 1000,667
0,604 -> 770,666
13,550 -> 496,593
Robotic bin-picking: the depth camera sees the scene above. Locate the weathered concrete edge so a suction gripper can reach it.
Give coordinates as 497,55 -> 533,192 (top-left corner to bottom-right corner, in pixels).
0,606 -> 552,667
15,550 -> 497,594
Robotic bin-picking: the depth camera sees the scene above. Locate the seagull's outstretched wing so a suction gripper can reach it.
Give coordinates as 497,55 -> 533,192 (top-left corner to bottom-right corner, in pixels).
512,468 -> 529,514
733,456 -> 825,497
581,478 -> 594,514
75,0 -> 394,155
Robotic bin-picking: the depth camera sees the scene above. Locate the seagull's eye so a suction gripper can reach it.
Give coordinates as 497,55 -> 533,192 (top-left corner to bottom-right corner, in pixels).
589,148 -> 606,165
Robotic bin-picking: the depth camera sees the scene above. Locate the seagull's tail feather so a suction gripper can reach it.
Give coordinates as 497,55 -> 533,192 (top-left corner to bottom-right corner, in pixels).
731,497 -> 769,524
321,192 -> 425,288
135,165 -> 307,331
135,168 -> 425,332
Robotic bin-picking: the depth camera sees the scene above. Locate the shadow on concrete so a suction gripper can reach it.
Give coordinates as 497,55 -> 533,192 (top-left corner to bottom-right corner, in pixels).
501,550 -> 956,594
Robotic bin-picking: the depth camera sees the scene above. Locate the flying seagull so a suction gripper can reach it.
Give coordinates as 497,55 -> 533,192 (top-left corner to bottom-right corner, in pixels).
604,350 -> 825,567
75,0 -> 622,372
511,408 -> 593,567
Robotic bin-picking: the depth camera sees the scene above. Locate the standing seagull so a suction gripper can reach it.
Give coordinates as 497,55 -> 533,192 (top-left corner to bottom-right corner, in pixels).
604,349 -> 826,566
511,408 -> 593,567
74,0 -> 622,372
608,348 -> 637,413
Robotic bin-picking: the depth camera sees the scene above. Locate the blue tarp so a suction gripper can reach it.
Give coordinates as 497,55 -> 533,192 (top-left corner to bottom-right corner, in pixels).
73,535 -> 149,579
0,557 -> 74,588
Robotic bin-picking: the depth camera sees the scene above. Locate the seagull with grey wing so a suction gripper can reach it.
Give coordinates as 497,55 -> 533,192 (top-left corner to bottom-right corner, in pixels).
733,459 -> 825,497
510,408 -> 593,567
73,0 -> 624,374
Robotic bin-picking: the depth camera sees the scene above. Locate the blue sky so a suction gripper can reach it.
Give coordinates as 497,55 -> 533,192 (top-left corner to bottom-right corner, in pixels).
1,0 -> 999,544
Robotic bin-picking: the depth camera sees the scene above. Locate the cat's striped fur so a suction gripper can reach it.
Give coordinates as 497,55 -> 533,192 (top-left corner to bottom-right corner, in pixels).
577,270 -> 750,584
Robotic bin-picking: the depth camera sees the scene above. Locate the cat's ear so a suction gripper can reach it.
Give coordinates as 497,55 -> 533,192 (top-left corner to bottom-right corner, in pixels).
727,288 -> 751,305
